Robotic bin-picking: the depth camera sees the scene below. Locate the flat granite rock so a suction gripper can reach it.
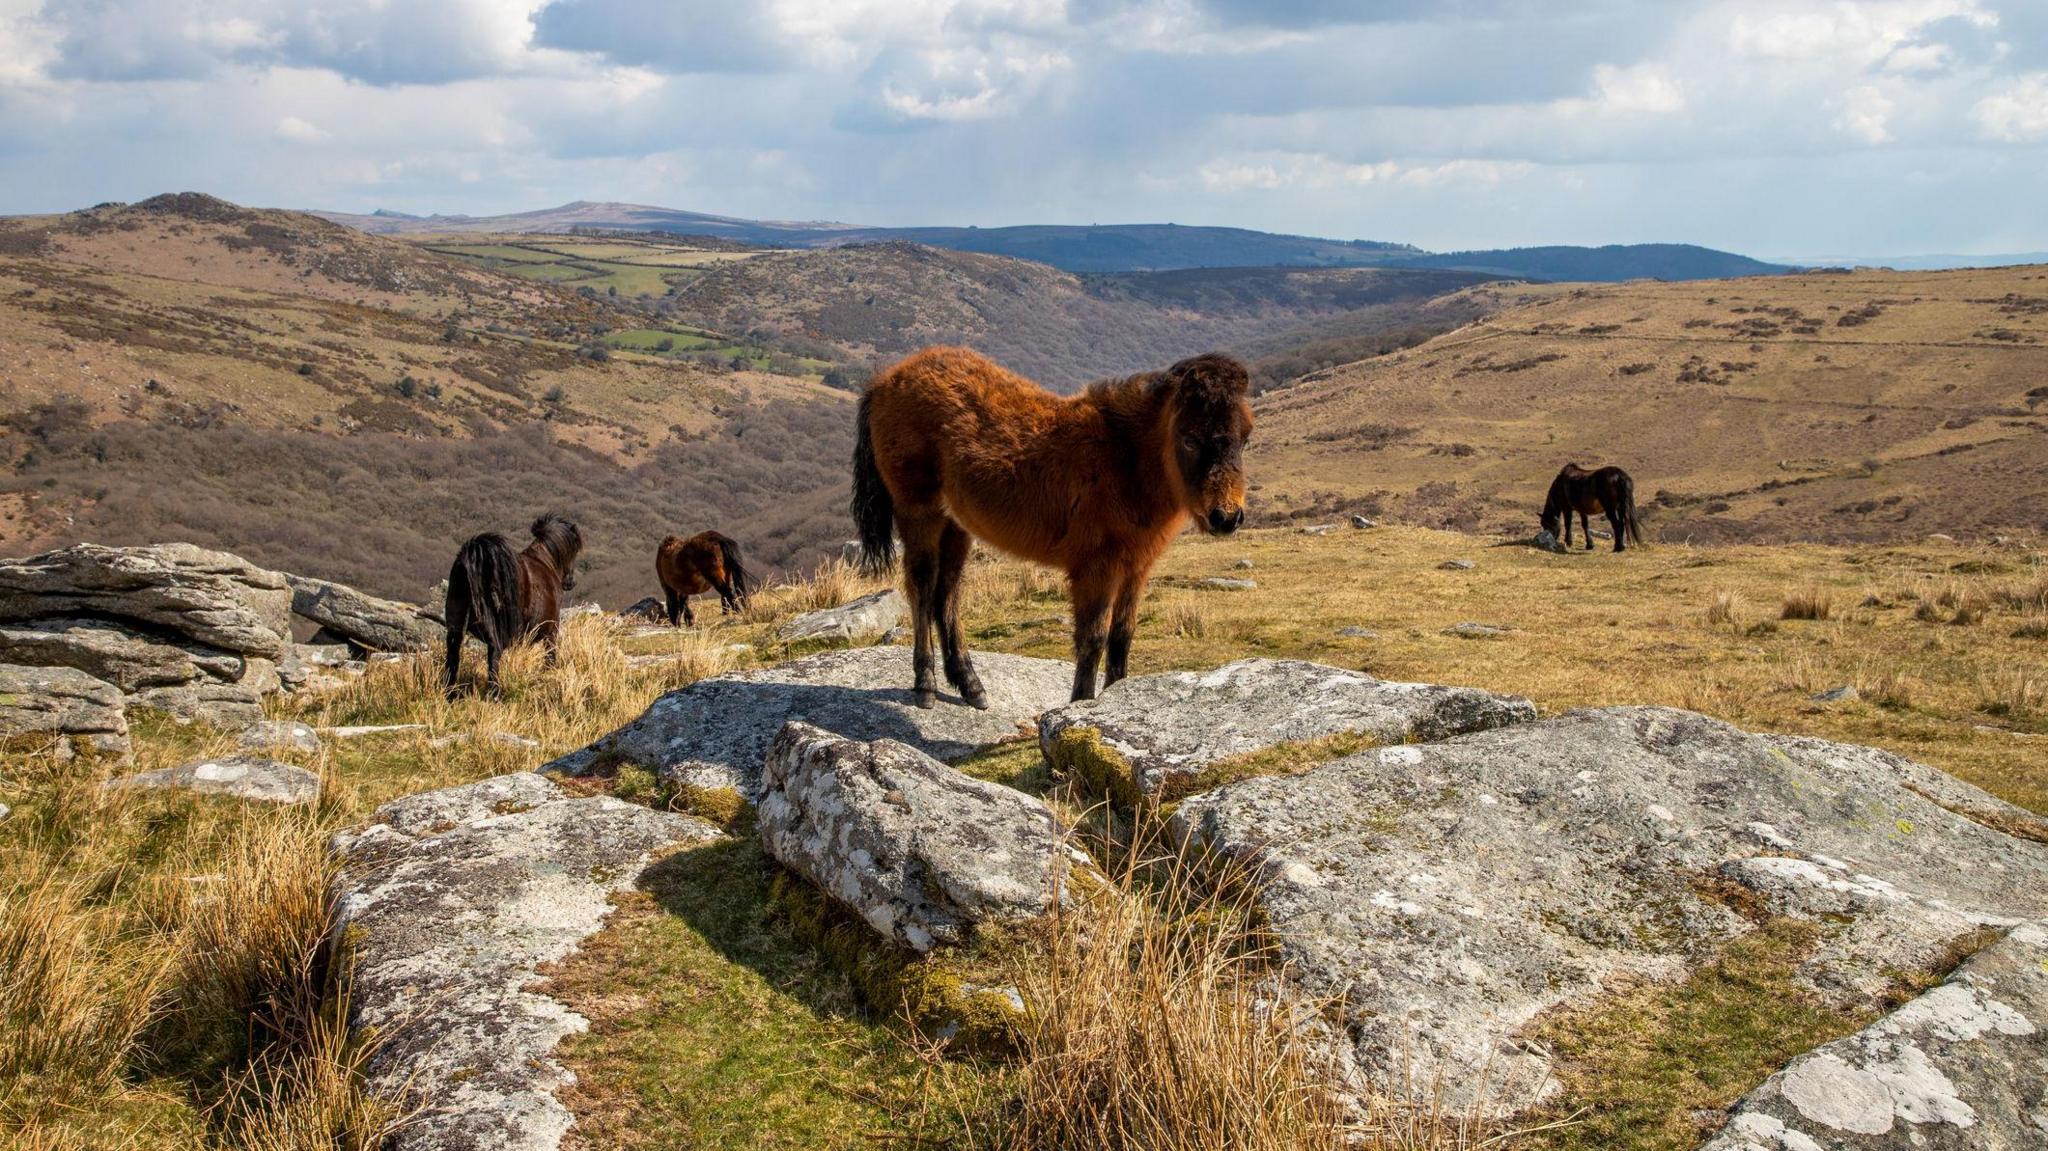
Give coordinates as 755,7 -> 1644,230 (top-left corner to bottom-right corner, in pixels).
106,756 -> 320,805
285,572 -> 441,652
758,722 -> 1070,951
776,588 -> 907,643
1701,921 -> 2048,1150
0,662 -> 131,760
1169,706 -> 2048,1118
335,773 -> 720,1151
546,646 -> 1074,800
1039,658 -> 1536,803
0,542 -> 293,658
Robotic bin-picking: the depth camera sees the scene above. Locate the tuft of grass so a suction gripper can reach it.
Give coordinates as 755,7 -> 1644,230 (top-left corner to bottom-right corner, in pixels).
1702,590 -> 1742,629
981,838 -> 1352,1151
1856,665 -> 1918,710
1779,588 -> 1832,621
1978,667 -> 2046,722
1160,595 -> 1212,640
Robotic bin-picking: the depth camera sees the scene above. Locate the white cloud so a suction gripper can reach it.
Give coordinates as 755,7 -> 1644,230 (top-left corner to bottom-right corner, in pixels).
1198,152 -> 1530,192
274,114 -> 326,142
1974,72 -> 2048,141
1834,83 -> 1895,142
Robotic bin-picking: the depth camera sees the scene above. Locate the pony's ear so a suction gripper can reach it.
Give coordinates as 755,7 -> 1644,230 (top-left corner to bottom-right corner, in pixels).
1165,353 -> 1251,403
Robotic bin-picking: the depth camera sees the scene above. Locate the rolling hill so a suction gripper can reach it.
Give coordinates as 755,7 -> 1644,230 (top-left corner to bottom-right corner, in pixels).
319,200 -> 1791,281
0,194 -> 860,603
1251,265 -> 2048,543
655,242 -> 1497,389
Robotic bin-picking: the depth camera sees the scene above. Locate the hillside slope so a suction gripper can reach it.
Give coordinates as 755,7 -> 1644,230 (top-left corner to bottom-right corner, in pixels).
1253,266 -> 2048,543
662,242 -> 1495,389
0,196 -> 857,600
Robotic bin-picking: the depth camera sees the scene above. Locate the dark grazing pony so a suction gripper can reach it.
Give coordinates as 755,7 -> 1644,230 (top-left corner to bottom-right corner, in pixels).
655,531 -> 751,626
1541,464 -> 1643,553
854,346 -> 1252,707
442,513 -> 583,697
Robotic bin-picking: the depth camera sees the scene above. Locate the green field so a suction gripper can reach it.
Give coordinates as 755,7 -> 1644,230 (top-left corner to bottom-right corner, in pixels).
602,326 -> 835,374
422,236 -> 771,298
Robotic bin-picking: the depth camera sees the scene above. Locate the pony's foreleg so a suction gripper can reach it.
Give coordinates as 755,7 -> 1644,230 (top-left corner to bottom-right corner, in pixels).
1103,568 -> 1147,689
664,587 -> 682,627
1581,510 -> 1595,550
1067,567 -> 1116,703
535,617 -> 561,669
681,596 -> 695,628
934,522 -> 986,708
1561,511 -> 1572,549
442,621 -> 466,699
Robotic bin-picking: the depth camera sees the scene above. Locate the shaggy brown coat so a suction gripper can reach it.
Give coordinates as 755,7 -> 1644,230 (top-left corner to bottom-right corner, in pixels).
853,346 -> 1251,705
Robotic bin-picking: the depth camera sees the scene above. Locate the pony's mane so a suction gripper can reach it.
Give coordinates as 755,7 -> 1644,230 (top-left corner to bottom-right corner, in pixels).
1080,353 -> 1251,430
529,512 -> 582,565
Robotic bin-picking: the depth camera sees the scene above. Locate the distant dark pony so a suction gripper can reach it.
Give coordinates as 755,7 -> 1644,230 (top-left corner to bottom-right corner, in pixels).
655,531 -> 751,626
442,513 -> 583,697
1541,464 -> 1643,553
854,346 -> 1252,706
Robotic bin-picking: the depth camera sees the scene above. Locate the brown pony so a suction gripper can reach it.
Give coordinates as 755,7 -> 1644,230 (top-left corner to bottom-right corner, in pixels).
655,531 -> 751,626
854,346 -> 1252,707
442,512 -> 583,697
1541,464 -> 1643,553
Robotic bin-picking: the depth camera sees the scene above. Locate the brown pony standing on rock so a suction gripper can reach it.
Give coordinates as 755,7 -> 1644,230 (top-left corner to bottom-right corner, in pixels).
854,346 -> 1252,707
1541,464 -> 1643,553
442,513 -> 583,698
655,531 -> 751,626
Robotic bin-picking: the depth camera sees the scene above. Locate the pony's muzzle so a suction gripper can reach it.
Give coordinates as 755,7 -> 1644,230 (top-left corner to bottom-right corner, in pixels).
1205,507 -> 1244,535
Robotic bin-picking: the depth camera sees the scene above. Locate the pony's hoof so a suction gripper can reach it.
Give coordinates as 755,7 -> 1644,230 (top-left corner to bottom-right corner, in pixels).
914,689 -> 937,710
961,685 -> 989,710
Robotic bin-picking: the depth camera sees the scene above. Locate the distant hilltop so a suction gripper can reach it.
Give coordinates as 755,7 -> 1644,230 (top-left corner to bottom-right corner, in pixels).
314,199 -> 1792,281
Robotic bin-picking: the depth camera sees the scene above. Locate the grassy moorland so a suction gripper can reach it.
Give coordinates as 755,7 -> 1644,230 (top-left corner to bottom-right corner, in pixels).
5,523 -> 2038,1151
1254,264 -> 2048,542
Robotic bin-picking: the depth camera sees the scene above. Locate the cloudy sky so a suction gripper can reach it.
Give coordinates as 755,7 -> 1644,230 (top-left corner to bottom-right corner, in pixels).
1,0 -> 2044,255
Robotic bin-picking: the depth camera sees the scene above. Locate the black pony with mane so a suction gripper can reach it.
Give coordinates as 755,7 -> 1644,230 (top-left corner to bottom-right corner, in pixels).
1541,464 -> 1642,553
442,513 -> 583,697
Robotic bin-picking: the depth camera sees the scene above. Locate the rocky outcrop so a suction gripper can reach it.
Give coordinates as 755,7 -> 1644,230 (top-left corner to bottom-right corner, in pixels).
776,589 -> 907,644
335,773 -> 721,1151
0,663 -> 130,760
1170,707 -> 2048,1117
0,544 -> 416,733
106,756 -> 320,805
1701,921 -> 2048,1150
0,544 -> 289,727
759,722 -> 1070,951
546,646 -> 1073,800
285,572 -> 441,652
0,542 -> 292,658
1039,659 -> 1536,803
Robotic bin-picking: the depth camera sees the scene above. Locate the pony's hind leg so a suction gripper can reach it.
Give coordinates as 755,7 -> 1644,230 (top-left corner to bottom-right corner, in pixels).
1581,510 -> 1595,550
1607,506 -> 1627,553
934,521 -> 986,708
897,513 -> 946,708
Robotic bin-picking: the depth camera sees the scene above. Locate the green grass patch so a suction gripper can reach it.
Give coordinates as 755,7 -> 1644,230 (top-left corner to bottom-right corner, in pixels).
1525,918 -> 1872,1151
544,838 -> 991,1148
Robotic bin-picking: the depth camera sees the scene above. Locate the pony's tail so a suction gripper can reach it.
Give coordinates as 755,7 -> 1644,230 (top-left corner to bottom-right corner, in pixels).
850,392 -> 896,573
714,532 -> 751,605
449,532 -> 520,650
1620,474 -> 1644,545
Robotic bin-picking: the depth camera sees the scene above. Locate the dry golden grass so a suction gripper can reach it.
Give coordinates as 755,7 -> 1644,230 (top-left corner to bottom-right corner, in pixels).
1250,264 -> 2048,544
5,523 -> 2044,1149
1779,588 -> 1832,621
987,843 -> 1349,1151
